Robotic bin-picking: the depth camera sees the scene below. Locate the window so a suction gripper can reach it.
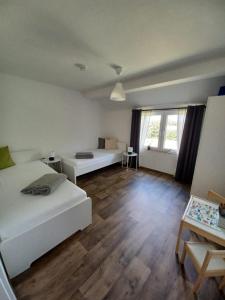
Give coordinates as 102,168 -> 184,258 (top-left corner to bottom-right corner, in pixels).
140,109 -> 186,153
144,114 -> 161,148
163,114 -> 178,151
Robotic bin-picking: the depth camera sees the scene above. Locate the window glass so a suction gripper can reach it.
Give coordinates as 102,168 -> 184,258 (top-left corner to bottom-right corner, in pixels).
163,114 -> 178,151
140,109 -> 186,153
144,115 -> 161,148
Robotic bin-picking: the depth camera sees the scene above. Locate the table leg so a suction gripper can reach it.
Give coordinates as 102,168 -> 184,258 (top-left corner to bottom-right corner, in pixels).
127,156 -> 129,169
175,220 -> 184,255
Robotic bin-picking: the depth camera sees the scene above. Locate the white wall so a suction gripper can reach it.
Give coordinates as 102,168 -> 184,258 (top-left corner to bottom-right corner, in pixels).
140,151 -> 177,175
191,96 -> 225,198
0,73 -> 103,155
102,109 -> 131,144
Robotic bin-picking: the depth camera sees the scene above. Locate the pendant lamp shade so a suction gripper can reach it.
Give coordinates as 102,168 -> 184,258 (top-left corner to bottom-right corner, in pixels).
110,82 -> 126,101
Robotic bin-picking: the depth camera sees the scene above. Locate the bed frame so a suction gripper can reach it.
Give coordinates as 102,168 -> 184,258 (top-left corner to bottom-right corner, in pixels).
63,156 -> 123,184
62,142 -> 127,183
0,197 -> 92,278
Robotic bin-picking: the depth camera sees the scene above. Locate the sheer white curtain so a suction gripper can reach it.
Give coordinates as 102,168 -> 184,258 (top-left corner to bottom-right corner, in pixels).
139,110 -> 151,152
177,108 -> 187,153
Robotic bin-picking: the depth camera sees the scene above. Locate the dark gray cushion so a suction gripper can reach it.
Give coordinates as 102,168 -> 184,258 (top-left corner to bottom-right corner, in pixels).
75,152 -> 94,159
98,137 -> 105,149
21,173 -> 67,196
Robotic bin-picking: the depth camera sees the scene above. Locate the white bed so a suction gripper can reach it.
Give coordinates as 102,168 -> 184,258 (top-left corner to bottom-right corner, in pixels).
0,151 -> 92,278
62,143 -> 126,183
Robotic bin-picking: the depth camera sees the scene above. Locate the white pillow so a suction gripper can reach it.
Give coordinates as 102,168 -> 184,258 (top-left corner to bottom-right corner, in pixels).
105,138 -> 118,150
11,149 -> 41,164
117,142 -> 127,152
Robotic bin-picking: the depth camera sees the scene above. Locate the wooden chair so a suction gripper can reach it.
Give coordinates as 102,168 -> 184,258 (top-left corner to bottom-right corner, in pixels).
181,241 -> 225,293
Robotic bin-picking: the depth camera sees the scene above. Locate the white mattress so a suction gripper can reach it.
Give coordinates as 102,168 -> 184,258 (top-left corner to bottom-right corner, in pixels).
63,149 -> 122,171
0,161 -> 87,241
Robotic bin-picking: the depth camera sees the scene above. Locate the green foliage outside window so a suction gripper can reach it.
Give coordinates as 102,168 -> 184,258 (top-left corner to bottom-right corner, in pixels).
147,123 -> 160,139
147,122 -> 177,140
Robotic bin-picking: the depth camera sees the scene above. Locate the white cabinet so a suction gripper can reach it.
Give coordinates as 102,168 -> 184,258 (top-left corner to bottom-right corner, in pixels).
191,96 -> 225,198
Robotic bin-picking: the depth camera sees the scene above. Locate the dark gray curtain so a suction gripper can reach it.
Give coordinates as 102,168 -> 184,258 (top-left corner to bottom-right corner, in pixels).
175,105 -> 205,184
130,109 -> 141,167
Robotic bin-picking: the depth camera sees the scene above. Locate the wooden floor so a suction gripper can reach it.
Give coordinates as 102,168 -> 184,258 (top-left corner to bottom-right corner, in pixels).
12,165 -> 225,300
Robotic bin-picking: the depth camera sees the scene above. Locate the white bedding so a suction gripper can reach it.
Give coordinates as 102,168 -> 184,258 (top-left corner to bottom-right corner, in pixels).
0,161 -> 87,241
63,149 -> 122,172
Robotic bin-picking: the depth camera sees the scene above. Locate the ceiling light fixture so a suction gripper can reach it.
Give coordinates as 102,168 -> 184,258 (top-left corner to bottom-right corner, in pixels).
110,64 -> 126,101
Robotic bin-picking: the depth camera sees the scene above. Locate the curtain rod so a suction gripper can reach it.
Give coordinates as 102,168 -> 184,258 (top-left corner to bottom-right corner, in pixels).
141,107 -> 188,111
135,103 -> 206,111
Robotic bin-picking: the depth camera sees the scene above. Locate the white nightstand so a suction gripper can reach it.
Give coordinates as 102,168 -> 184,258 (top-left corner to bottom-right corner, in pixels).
122,152 -> 138,170
42,157 -> 62,173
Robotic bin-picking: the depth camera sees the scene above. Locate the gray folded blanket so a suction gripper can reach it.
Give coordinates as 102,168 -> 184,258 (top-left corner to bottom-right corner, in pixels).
75,152 -> 94,159
21,173 -> 67,196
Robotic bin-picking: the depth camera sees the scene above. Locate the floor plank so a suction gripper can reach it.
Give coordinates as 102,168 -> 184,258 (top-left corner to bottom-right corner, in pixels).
12,164 -> 225,300
103,256 -> 151,300
79,218 -> 153,300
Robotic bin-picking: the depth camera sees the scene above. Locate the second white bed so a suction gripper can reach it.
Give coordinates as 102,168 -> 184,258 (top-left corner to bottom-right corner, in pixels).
62,148 -> 124,183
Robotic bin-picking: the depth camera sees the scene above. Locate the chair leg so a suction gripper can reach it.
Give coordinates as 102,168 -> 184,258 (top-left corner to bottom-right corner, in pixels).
193,274 -> 204,293
192,274 -> 204,293
180,244 -> 187,264
175,220 -> 184,254
219,276 -> 225,290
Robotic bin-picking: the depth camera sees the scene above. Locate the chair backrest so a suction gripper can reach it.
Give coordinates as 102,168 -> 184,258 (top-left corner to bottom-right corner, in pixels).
208,190 -> 225,205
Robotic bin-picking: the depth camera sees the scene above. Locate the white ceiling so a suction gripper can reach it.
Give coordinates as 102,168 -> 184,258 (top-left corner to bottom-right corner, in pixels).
98,76 -> 225,109
0,0 -> 225,92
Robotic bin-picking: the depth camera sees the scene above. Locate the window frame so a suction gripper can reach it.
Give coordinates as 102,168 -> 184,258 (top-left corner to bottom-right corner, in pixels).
145,109 -> 180,154
144,110 -> 163,150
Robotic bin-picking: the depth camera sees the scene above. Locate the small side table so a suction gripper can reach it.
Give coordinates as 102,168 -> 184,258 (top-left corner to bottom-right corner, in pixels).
42,157 -> 62,173
122,152 -> 138,170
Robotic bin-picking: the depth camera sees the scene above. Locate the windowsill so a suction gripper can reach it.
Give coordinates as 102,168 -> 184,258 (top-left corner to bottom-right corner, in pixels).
143,148 -> 177,156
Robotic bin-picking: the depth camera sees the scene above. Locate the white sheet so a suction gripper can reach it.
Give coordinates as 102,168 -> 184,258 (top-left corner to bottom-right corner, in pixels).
63,149 -> 122,171
0,161 -> 87,241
